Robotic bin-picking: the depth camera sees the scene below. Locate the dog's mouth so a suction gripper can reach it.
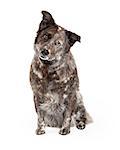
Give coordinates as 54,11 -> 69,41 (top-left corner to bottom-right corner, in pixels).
39,55 -> 49,61
39,55 -> 56,65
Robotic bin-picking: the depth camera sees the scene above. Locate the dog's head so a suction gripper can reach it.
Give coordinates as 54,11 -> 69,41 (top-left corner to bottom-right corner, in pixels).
34,11 -> 81,65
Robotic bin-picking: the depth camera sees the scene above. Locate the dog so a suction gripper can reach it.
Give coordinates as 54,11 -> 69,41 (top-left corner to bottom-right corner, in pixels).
30,11 -> 92,135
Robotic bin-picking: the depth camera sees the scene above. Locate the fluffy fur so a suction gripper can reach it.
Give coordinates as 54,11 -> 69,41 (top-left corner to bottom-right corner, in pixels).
30,11 -> 92,135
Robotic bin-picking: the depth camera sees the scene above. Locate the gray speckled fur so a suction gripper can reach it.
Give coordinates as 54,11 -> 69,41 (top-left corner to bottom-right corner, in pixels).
30,11 -> 92,135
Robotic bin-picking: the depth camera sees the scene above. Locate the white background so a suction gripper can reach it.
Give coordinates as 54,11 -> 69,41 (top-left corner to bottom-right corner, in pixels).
0,0 -> 120,149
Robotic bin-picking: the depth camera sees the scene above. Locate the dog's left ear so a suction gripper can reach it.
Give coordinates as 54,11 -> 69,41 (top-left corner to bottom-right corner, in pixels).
65,30 -> 81,47
38,11 -> 56,31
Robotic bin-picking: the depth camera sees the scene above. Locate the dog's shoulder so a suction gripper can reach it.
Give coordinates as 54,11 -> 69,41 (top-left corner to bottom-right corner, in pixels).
66,52 -> 77,73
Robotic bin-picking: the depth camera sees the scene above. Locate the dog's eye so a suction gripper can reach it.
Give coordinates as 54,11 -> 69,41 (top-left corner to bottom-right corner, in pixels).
43,34 -> 48,41
43,34 -> 48,39
43,33 -> 52,42
54,40 -> 61,46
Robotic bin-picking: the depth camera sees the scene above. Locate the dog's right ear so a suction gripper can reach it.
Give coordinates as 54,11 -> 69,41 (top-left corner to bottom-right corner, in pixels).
38,11 -> 56,31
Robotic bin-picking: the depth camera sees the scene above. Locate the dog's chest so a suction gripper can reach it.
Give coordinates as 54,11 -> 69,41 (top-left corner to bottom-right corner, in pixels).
31,60 -> 75,113
39,65 -> 68,91
39,68 -> 70,114
41,72 -> 67,103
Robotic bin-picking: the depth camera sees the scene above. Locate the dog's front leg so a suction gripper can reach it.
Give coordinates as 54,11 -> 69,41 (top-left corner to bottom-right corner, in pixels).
36,110 -> 45,135
59,96 -> 74,135
34,94 -> 45,135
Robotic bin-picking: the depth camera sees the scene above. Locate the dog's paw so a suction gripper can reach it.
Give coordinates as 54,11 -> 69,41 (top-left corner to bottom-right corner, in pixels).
59,128 -> 70,135
36,128 -> 45,135
76,120 -> 86,130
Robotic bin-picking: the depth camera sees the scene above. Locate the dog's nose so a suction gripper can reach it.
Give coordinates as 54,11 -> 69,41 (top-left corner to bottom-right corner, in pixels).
41,49 -> 49,56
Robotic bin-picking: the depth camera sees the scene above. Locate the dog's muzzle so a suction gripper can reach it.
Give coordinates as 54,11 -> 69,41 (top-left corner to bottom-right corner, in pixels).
39,48 -> 50,61
39,49 -> 56,65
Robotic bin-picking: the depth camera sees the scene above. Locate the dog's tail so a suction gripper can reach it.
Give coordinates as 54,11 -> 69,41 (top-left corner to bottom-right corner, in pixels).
86,111 -> 93,124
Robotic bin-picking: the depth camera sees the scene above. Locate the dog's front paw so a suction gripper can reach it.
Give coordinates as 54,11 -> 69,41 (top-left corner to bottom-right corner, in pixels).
59,128 -> 70,135
76,120 -> 86,130
36,128 -> 45,135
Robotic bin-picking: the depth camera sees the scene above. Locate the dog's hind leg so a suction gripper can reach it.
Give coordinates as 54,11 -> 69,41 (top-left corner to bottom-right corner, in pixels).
75,92 -> 92,130
75,104 -> 86,129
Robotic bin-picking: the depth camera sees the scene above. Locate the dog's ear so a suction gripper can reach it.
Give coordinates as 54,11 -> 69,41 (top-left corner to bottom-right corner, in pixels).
38,11 -> 56,31
65,30 -> 81,47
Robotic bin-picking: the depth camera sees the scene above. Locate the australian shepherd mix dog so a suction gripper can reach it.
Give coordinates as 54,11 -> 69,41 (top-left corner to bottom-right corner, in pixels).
30,11 -> 92,135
